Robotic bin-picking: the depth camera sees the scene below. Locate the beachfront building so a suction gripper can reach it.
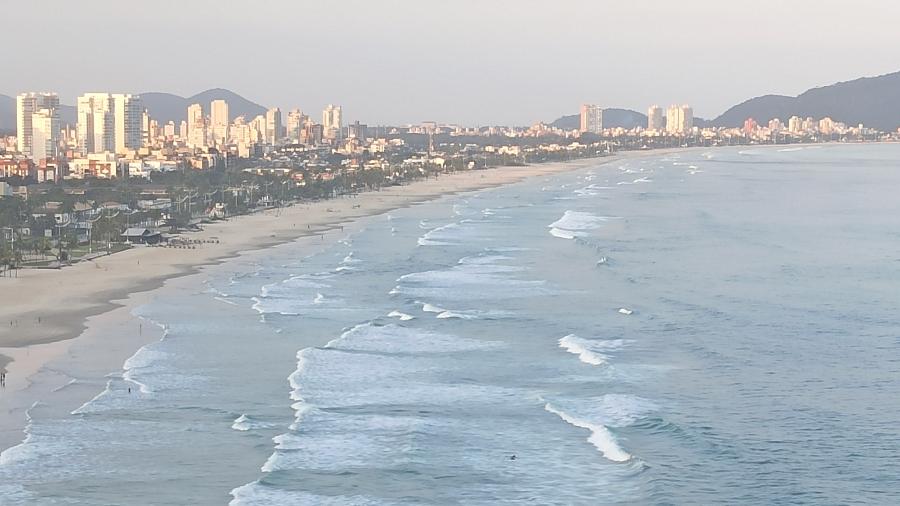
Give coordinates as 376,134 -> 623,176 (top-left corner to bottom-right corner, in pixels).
666,104 -> 693,134
17,92 -> 60,158
77,93 -> 115,155
287,109 -> 307,143
266,108 -> 282,144
210,99 -> 229,146
31,108 -> 60,161
647,105 -> 663,132
580,104 -> 603,134
322,104 -> 343,139
113,94 -> 143,154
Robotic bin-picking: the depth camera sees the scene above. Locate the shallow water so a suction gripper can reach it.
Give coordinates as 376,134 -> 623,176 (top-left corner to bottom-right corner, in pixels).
2,144 -> 900,504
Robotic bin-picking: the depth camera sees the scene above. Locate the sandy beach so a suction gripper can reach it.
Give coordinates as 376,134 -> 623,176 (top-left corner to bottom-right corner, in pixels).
0,157 -> 621,451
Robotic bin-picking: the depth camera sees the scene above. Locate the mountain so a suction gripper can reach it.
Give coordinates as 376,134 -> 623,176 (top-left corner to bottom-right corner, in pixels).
712,71 -> 900,130
141,88 -> 268,125
551,108 -> 648,130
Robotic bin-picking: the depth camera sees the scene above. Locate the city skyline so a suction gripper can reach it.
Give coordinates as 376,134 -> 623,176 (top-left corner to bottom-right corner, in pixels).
4,0 -> 900,124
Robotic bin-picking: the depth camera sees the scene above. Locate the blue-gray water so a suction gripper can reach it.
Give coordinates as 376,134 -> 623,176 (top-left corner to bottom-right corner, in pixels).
2,144 -> 900,505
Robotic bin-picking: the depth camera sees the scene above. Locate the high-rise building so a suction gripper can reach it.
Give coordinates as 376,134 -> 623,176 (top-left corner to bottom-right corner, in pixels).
250,115 -> 266,144
187,103 -> 206,148
680,105 -> 694,132
210,99 -> 230,145
142,109 -> 152,146
77,93 -> 116,155
579,104 -> 603,134
16,92 -> 60,158
266,108 -> 282,144
818,117 -> 835,135
287,109 -> 307,143
31,108 -> 60,161
788,116 -> 802,134
647,105 -> 663,131
322,104 -> 343,139
666,104 -> 693,134
112,94 -> 143,154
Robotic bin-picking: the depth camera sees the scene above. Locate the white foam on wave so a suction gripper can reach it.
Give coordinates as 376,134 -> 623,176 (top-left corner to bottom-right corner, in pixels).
232,414 -> 276,432
122,347 -> 169,394
421,302 -> 445,313
436,311 -> 478,320
558,335 -> 630,366
548,211 -> 616,239
214,296 -> 238,306
325,322 -> 498,355
341,252 -> 360,264
778,146 -> 803,152
230,481 -> 385,506
387,310 -> 414,321
417,222 -> 459,246
50,378 -> 80,393
0,402 -> 38,466
549,227 -> 576,240
558,335 -> 607,365
574,184 -> 613,197
544,403 -> 631,462
313,293 -> 326,304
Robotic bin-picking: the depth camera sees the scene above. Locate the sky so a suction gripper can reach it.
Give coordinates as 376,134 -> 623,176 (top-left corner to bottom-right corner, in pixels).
5,0 -> 900,125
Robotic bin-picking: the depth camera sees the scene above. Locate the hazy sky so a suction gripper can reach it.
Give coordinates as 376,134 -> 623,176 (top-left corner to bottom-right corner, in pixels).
5,0 -> 900,125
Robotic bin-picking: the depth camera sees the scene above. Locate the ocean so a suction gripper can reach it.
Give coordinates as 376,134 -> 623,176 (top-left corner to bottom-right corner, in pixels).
2,144 -> 900,504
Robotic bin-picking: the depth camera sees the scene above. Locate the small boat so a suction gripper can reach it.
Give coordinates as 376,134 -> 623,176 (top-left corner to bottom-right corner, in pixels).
618,308 -> 633,315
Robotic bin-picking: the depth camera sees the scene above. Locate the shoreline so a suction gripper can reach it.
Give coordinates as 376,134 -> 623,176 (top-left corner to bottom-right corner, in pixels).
1,155 -> 629,452
0,146 -> 713,453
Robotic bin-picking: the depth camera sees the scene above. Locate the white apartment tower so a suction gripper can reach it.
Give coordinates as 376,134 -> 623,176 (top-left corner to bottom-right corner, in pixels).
666,104 -> 693,134
287,109 -> 307,143
113,94 -> 143,154
77,93 -> 116,155
266,108 -> 282,144
187,103 -> 207,148
16,92 -> 60,158
647,105 -> 663,131
579,104 -> 603,134
31,108 -> 60,161
322,104 -> 343,139
210,99 -> 230,145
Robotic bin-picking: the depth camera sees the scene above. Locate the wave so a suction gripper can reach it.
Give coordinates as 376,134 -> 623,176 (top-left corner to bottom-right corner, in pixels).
50,378 -> 80,393
421,302 -> 445,313
387,310 -> 414,321
574,184 -> 613,197
122,347 -> 169,394
548,211 -> 617,239
549,227 -> 576,239
214,296 -> 238,306
436,310 -> 478,320
232,414 -> 277,432
230,481 -> 386,506
0,402 -> 39,466
341,252 -> 361,264
558,335 -> 608,365
325,322 -> 498,355
417,222 -> 459,247
544,403 -> 631,462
